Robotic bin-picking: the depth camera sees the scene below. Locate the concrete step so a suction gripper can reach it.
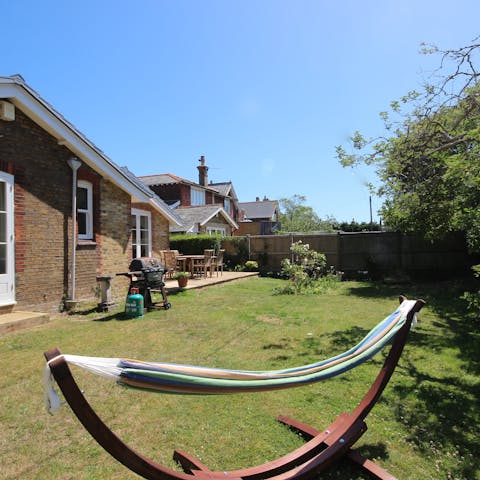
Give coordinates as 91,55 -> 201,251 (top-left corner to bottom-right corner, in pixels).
0,311 -> 50,335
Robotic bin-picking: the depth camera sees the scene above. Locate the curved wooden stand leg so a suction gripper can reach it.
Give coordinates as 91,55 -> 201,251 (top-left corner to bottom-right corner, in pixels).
173,450 -> 212,474
277,415 -> 397,480
173,412 -> 366,479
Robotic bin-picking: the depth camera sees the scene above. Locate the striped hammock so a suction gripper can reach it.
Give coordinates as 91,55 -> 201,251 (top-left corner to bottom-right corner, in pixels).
44,299 -> 417,412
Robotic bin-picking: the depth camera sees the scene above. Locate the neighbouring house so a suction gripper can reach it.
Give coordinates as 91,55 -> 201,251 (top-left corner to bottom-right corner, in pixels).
170,205 -> 238,235
139,156 -> 239,236
236,197 -> 281,235
0,75 -> 182,313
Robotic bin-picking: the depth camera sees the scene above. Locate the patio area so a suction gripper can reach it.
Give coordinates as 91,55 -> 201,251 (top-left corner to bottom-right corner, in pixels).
163,270 -> 259,292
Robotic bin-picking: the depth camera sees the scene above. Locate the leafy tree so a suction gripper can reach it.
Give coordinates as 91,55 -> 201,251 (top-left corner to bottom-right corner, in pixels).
336,39 -> 480,253
277,195 -> 335,233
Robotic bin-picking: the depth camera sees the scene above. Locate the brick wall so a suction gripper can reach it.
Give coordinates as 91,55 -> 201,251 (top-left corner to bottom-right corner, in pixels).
153,211 -> 170,253
0,105 -> 141,311
0,106 -> 73,311
99,181 -> 132,302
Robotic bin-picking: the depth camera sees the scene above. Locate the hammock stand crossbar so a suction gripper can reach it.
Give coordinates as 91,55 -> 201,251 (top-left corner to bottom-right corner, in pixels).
44,296 -> 424,480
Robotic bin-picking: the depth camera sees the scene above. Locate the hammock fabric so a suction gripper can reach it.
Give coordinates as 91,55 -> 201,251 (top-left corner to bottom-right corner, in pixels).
45,299 -> 418,411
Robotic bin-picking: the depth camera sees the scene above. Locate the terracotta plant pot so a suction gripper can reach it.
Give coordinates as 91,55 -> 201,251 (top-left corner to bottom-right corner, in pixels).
177,276 -> 188,288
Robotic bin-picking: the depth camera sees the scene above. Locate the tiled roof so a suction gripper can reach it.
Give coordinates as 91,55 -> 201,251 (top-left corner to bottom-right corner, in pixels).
140,174 -> 238,202
209,182 -> 230,196
238,200 -> 279,220
139,173 -> 184,186
170,205 -> 238,233
120,167 -> 183,225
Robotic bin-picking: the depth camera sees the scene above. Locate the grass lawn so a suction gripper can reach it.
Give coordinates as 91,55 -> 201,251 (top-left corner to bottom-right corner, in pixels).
0,277 -> 478,480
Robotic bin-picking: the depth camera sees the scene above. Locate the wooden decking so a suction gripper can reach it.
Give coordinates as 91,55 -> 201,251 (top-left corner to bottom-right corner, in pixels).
164,271 -> 259,292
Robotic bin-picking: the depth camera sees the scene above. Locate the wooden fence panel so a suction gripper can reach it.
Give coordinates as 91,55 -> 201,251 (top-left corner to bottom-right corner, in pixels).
226,231 -> 473,276
248,235 -> 292,271
339,232 -> 401,272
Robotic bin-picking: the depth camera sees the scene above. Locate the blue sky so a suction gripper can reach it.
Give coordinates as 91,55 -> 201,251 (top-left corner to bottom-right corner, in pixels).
3,0 -> 479,222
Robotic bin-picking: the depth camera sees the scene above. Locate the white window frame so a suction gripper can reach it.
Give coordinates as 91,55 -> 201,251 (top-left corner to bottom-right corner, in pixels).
190,187 -> 205,206
0,171 -> 15,306
131,208 -> 152,258
224,198 -> 231,214
77,180 -> 93,240
207,227 -> 226,236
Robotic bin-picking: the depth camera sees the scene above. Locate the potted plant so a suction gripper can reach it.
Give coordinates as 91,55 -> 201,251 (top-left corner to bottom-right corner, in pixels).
173,271 -> 189,288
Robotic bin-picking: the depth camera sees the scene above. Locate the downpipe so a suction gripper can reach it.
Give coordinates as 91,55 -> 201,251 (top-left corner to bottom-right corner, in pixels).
67,157 -> 82,303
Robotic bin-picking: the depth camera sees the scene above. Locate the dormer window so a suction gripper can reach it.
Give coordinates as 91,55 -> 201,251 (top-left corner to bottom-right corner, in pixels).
191,187 -> 205,206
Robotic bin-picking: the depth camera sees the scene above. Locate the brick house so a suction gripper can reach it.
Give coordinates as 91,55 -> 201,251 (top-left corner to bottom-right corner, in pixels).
0,75 -> 182,313
140,156 -> 239,236
236,197 -> 281,235
170,205 -> 238,235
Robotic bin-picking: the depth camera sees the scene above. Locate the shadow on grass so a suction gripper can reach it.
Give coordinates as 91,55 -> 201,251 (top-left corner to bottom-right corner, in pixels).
68,306 -> 129,322
344,280 -> 479,479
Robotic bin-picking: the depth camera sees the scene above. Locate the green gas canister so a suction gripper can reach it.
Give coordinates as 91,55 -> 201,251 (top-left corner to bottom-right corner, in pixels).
125,287 -> 144,318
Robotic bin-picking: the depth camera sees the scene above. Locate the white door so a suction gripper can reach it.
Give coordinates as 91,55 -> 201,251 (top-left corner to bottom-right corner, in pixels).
0,172 -> 15,306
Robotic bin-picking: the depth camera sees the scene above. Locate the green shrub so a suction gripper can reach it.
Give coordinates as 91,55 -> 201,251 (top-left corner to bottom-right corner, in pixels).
275,241 -> 331,295
170,234 -> 222,255
244,260 -> 259,272
462,264 -> 480,317
289,240 -> 327,279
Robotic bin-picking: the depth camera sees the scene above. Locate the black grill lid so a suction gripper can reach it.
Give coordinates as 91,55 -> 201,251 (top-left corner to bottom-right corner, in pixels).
129,257 -> 164,272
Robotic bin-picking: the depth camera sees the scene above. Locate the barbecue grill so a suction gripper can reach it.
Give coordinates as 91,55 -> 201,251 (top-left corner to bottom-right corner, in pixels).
117,257 -> 171,310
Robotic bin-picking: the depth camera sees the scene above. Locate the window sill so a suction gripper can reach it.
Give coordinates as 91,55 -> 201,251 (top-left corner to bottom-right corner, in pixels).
77,239 -> 97,247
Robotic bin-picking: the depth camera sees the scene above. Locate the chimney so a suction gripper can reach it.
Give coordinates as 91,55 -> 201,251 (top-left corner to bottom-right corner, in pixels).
197,155 -> 209,186
256,197 -> 260,202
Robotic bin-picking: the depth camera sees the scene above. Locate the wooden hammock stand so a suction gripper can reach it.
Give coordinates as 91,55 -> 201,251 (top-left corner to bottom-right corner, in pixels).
44,296 -> 424,480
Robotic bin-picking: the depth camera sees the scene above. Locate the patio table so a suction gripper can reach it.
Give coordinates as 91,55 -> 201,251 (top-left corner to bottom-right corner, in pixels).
176,254 -> 215,278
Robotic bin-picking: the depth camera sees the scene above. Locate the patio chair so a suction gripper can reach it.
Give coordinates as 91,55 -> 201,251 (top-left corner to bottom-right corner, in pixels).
162,250 -> 178,279
44,296 -> 424,480
213,249 -> 225,276
193,249 -> 215,278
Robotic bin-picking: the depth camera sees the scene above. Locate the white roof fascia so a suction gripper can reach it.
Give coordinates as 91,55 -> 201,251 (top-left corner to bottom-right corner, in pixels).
200,207 -> 239,230
0,77 -> 181,225
148,198 -> 182,225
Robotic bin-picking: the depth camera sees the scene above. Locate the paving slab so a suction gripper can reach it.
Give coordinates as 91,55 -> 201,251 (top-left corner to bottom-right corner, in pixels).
0,311 -> 50,335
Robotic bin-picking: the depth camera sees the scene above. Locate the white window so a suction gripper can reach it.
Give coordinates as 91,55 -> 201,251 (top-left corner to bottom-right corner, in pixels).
131,209 -> 151,258
190,187 -> 205,206
207,227 -> 226,236
224,198 -> 231,214
77,180 -> 93,239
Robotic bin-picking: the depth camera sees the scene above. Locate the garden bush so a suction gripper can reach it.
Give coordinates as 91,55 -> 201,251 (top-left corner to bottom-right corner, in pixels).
275,241 -> 333,294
